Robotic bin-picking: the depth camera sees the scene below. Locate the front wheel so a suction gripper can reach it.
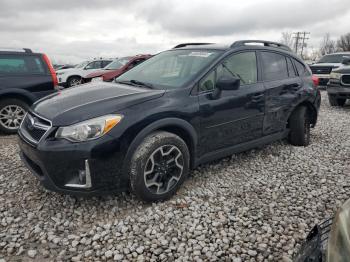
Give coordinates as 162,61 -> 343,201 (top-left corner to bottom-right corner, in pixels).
129,131 -> 190,202
288,106 -> 311,147
0,99 -> 28,134
67,76 -> 82,87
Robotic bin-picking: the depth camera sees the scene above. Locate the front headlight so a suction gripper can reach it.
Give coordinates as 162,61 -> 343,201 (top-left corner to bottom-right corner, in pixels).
55,114 -> 123,142
330,72 -> 341,80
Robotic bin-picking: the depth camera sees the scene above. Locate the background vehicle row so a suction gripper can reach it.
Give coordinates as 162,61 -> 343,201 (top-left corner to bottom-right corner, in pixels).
0,48 -> 57,134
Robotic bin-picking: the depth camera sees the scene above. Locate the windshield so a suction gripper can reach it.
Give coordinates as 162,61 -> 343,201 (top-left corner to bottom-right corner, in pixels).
116,49 -> 223,89
75,61 -> 89,68
318,54 -> 348,64
105,57 -> 131,70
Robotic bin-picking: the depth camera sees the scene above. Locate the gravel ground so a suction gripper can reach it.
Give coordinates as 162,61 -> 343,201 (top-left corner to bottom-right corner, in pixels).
1,91 -> 350,261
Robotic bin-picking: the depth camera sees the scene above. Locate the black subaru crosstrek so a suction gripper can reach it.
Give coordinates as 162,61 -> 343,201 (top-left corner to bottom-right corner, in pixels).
18,40 -> 321,202
0,48 -> 58,134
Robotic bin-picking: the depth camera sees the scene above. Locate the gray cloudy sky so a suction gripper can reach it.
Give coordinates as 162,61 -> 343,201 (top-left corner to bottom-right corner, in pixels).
1,0 -> 349,63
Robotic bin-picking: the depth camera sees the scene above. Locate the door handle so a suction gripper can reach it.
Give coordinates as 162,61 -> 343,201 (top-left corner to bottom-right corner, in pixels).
252,94 -> 264,99
251,93 -> 265,103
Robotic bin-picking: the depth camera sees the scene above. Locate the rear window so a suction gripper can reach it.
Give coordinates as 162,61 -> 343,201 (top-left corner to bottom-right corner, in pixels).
286,57 -> 297,77
0,55 -> 46,75
294,60 -> 311,77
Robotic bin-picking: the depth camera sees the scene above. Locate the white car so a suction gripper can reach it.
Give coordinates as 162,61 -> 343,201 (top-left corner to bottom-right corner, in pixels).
310,52 -> 350,86
56,59 -> 113,88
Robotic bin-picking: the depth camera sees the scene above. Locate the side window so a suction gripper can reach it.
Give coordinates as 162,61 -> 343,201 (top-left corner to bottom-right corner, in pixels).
134,59 -> 145,66
199,52 -> 258,92
85,62 -> 96,69
294,60 -> 311,77
199,70 -> 215,92
95,61 -> 103,69
286,57 -> 297,77
223,52 -> 257,85
0,55 -> 45,75
102,60 -> 111,68
261,52 -> 288,81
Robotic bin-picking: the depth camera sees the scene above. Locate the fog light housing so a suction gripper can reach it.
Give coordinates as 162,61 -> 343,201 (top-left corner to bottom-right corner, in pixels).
64,160 -> 92,189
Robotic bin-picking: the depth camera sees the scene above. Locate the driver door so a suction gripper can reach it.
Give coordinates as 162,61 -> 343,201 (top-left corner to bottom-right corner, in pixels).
198,51 -> 265,155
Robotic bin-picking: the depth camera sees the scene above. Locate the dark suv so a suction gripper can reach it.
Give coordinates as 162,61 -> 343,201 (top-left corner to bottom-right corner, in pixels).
0,48 -> 58,134
18,40 -> 321,202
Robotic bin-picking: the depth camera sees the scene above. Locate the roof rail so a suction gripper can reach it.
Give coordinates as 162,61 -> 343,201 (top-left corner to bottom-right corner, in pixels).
0,48 -> 33,53
231,40 -> 292,51
173,43 -> 213,49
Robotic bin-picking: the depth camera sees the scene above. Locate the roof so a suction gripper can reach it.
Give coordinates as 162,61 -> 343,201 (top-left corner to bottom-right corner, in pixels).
0,48 -> 35,55
172,40 -> 293,53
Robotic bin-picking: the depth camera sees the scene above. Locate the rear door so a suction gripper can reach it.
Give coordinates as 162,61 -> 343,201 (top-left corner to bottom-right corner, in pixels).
259,51 -> 301,135
198,51 -> 265,155
0,54 -> 53,97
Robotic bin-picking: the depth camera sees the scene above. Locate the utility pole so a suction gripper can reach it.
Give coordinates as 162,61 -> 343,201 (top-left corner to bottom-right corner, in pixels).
293,31 -> 310,58
300,32 -> 310,58
294,32 -> 300,54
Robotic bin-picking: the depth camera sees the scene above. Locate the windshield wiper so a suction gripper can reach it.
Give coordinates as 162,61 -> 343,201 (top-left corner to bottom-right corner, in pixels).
116,79 -> 153,89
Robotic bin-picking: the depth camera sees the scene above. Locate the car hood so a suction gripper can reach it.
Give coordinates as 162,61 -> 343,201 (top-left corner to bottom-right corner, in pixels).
56,68 -> 76,74
311,63 -> 342,67
32,82 -> 165,126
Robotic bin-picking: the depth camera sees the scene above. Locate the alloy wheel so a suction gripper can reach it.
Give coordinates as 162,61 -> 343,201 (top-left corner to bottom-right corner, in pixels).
144,145 -> 184,195
0,105 -> 26,130
70,78 -> 81,86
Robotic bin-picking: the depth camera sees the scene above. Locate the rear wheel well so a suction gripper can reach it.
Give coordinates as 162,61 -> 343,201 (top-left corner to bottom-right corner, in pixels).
288,102 -> 317,128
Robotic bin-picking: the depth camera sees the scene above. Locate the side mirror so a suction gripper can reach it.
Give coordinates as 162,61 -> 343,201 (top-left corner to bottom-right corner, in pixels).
216,76 -> 240,91
342,57 -> 350,65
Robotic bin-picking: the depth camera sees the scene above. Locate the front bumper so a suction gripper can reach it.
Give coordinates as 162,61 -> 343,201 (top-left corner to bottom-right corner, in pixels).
18,132 -> 129,196
57,77 -> 67,88
327,84 -> 350,99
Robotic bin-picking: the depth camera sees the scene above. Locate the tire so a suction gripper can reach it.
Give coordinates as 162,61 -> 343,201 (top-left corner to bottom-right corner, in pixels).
0,99 -> 29,134
328,95 -> 346,107
288,106 -> 311,147
130,131 -> 190,202
67,76 -> 82,87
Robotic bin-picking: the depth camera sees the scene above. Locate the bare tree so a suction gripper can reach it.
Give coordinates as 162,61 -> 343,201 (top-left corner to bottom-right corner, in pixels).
337,33 -> 350,51
320,33 -> 337,55
280,32 -> 294,49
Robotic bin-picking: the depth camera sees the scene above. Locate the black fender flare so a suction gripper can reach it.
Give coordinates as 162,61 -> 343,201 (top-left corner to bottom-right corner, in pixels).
0,89 -> 36,105
122,117 -> 198,174
288,99 -> 318,127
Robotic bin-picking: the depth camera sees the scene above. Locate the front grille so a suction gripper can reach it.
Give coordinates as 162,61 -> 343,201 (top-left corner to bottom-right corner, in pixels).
310,66 -> 332,75
341,75 -> 350,86
20,113 -> 51,144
